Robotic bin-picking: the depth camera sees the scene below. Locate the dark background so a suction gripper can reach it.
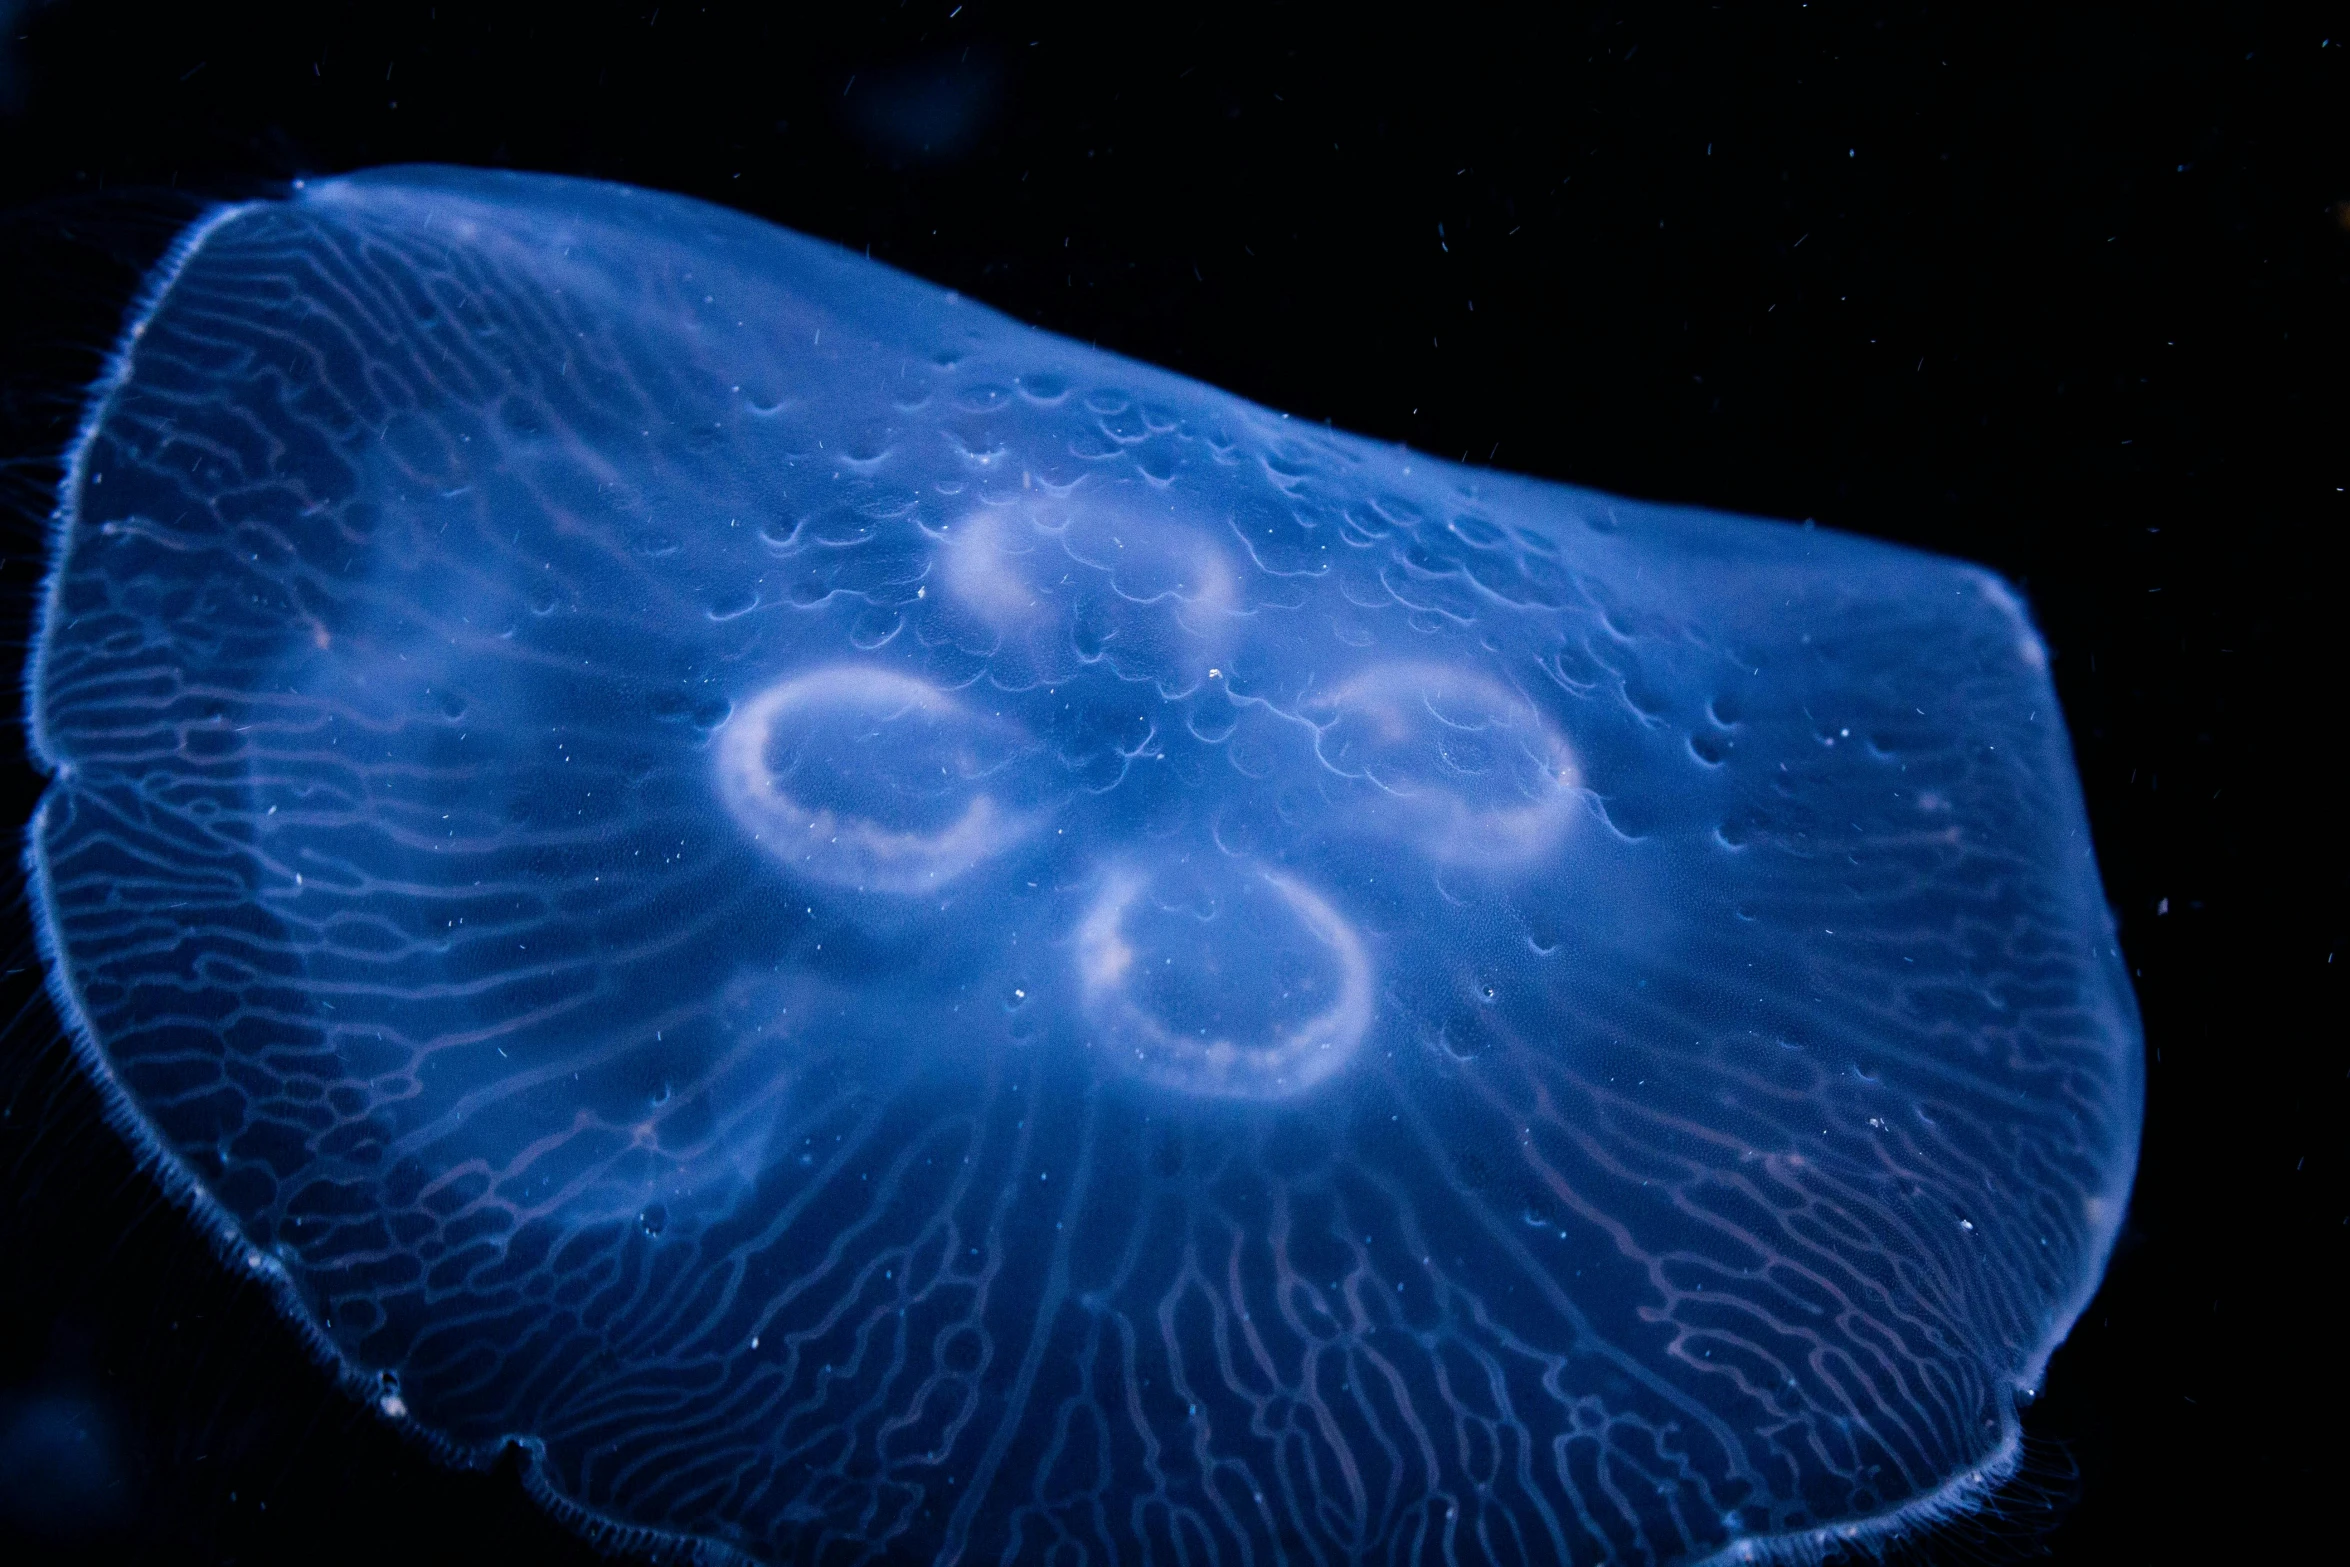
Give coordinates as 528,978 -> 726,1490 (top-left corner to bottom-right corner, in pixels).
0,3 -> 2338,1563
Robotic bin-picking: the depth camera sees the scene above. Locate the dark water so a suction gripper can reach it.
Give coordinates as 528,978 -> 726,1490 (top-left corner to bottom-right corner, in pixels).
0,7 -> 2336,1565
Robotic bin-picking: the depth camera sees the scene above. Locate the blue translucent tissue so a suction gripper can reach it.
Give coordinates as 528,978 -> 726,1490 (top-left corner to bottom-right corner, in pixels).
27,167 -> 2142,1565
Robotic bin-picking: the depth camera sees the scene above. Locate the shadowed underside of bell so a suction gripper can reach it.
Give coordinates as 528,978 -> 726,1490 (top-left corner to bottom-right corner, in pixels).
26,167 -> 2143,1566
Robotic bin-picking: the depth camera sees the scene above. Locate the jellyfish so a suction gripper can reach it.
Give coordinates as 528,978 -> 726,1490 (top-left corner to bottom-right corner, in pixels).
24,167 -> 2142,1565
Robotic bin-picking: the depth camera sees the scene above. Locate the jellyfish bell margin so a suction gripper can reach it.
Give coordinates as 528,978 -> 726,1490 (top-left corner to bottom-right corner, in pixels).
23,166 -> 2142,1566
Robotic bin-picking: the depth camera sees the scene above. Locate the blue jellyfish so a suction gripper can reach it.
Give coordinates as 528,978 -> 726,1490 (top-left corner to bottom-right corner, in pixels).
25,167 -> 2141,1565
